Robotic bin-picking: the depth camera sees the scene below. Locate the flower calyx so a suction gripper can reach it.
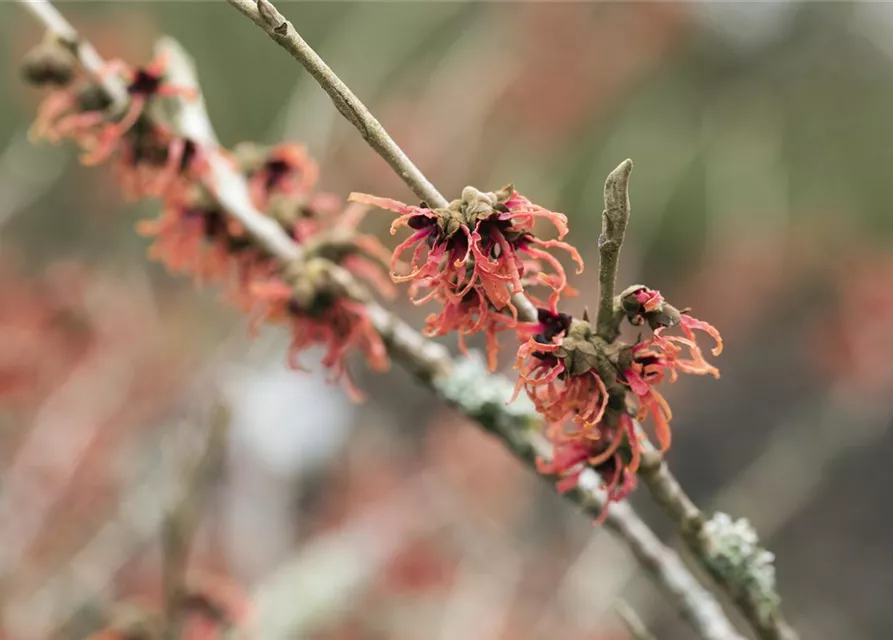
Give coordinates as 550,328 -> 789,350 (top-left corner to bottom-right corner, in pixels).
280,256 -> 369,318
433,184 -> 516,238
535,309 -> 628,391
618,284 -> 683,331
21,35 -> 77,87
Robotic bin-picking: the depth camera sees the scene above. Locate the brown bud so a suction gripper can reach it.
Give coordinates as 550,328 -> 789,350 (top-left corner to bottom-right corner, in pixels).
282,257 -> 368,317
618,284 -> 648,317
21,38 -> 76,87
267,193 -> 308,229
437,209 -> 463,238
555,318 -> 601,376
646,302 -> 681,330
492,183 -> 514,204
76,82 -> 113,113
231,141 -> 268,175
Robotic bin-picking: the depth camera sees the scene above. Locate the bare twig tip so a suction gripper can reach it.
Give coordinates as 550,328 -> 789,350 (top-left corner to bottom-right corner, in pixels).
605,158 -> 633,191
257,0 -> 286,33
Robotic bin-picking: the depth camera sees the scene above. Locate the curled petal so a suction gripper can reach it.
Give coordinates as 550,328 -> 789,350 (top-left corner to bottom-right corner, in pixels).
349,192 -> 420,217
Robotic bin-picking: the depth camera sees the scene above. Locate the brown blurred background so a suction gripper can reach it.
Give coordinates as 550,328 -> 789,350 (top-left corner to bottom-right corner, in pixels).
1,2 -> 892,639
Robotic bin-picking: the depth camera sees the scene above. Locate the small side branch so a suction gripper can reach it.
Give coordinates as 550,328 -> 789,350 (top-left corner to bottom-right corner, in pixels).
226,0 -> 448,209
161,402 -> 229,640
639,447 -> 799,640
597,159 -> 633,341
614,600 -> 658,640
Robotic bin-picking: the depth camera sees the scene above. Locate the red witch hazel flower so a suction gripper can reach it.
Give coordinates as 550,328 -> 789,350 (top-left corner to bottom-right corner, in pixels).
115,122 -> 206,200
137,184 -> 273,310
26,47 -> 204,199
248,258 -> 389,401
30,79 -> 112,148
535,430 -> 638,523
350,185 -> 582,370
515,292 -> 722,520
514,308 -> 639,517
514,309 -> 612,428
618,285 -> 723,453
234,141 -> 320,210
80,53 -> 197,165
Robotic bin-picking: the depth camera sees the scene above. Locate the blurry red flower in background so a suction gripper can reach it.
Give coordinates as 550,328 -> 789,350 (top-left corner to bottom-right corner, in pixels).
236,142 -> 319,210
249,272 -> 388,402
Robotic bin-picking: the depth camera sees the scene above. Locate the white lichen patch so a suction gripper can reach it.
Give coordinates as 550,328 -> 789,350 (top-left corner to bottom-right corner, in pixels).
434,354 -> 537,428
704,512 -> 780,618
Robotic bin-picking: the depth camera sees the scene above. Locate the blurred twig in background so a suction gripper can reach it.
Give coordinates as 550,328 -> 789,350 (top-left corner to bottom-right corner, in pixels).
615,599 -> 658,640
161,401 -> 229,640
247,474 -> 441,639
0,131 -> 66,234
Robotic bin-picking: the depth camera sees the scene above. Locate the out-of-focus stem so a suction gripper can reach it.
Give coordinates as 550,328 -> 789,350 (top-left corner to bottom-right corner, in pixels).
161,403 -> 229,640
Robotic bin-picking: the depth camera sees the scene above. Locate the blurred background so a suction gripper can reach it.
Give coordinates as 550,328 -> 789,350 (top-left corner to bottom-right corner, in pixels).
1,2 -> 892,639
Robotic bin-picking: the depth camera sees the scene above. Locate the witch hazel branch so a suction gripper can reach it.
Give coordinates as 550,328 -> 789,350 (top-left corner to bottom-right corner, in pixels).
16,1 -> 798,639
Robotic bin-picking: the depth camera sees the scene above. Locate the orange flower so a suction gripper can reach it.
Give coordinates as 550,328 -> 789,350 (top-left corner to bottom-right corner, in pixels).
80,53 -> 196,166
249,275 -> 388,401
536,416 -> 638,522
512,309 -> 609,428
620,287 -> 723,452
137,197 -> 269,310
245,142 -> 319,209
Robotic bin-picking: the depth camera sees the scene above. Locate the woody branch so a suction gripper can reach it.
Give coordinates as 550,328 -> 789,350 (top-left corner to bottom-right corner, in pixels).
17,1 -> 783,639
161,32 -> 742,640
223,2 -> 797,639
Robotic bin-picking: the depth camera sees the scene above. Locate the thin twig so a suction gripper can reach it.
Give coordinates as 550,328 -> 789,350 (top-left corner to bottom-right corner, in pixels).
247,475 -> 440,639
5,438 -> 181,640
639,446 -> 799,640
224,0 -> 540,323
161,402 -> 229,640
226,0 -> 447,209
434,358 -> 744,640
614,599 -> 658,640
16,5 -> 749,639
597,159 -> 633,341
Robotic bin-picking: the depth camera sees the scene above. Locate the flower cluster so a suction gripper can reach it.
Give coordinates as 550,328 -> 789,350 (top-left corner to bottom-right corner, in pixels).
248,256 -> 390,401
24,43 -> 392,399
22,36 -> 726,526
350,185 -> 582,370
514,288 -> 722,515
